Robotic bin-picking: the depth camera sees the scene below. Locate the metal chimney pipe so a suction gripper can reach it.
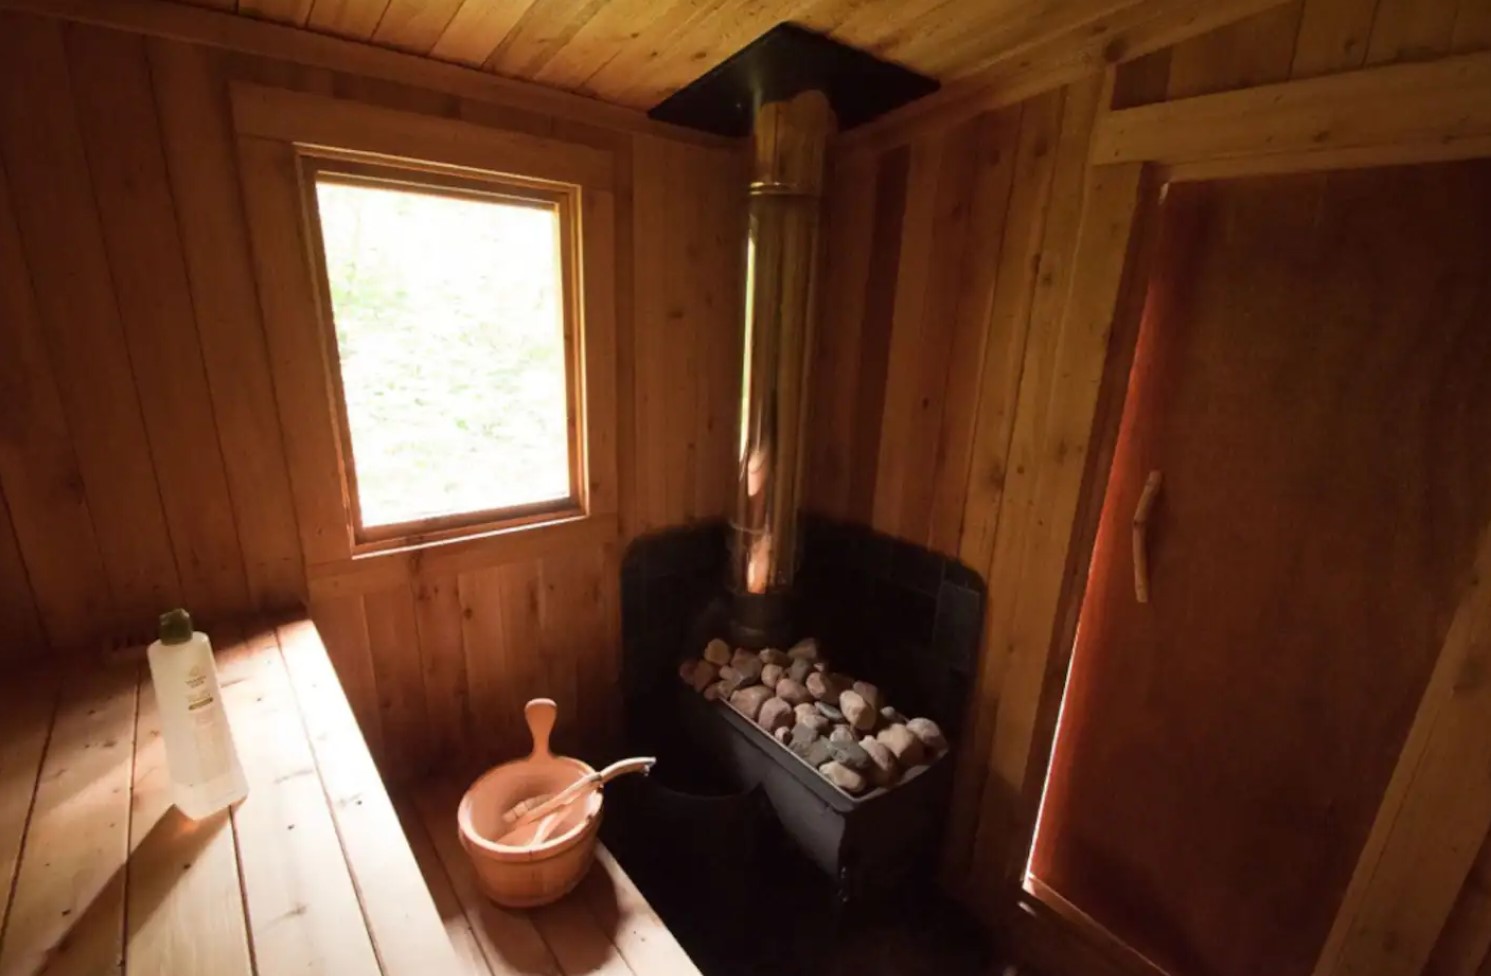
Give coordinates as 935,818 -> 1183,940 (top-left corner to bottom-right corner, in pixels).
730,90 -> 835,647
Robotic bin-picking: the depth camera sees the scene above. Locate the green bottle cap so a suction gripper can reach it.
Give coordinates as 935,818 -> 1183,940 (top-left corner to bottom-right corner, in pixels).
158,608 -> 194,645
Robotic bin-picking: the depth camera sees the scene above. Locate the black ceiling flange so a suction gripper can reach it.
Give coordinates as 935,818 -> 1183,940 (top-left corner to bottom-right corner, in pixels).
647,23 -> 939,138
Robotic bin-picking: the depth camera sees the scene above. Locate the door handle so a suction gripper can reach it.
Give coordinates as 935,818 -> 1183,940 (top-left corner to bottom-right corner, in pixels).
1133,470 -> 1163,603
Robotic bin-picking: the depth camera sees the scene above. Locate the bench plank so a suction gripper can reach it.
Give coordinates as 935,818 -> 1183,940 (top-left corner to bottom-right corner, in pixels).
532,894 -> 634,976
1,614 -> 468,976
222,625 -> 382,976
413,778 -> 562,976
410,775 -> 702,976
0,658 -> 137,976
0,665 -> 58,938
395,797 -> 496,976
125,649 -> 252,976
277,618 -> 463,976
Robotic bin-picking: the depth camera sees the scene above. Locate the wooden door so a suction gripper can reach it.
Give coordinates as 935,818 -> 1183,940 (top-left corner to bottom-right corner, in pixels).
1030,160 -> 1491,976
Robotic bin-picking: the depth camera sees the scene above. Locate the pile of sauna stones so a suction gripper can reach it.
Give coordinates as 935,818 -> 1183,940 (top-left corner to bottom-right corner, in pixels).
677,637 -> 948,796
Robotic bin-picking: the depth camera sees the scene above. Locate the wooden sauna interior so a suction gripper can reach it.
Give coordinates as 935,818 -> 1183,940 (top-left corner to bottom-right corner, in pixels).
1,0 -> 1490,973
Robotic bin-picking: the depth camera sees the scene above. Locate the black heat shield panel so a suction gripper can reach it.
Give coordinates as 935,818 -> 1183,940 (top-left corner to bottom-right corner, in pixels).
647,23 -> 939,137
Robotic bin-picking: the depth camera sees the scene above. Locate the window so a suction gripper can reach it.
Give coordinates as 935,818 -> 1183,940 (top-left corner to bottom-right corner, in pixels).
305,160 -> 583,547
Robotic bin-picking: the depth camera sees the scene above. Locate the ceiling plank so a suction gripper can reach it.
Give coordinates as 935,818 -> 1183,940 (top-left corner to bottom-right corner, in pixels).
305,0 -> 389,40
485,0 -> 630,80
0,0 -> 733,147
237,0 -> 312,28
370,0 -> 464,54
585,0 -> 810,106
429,0 -> 541,66
837,0 -> 1295,155
528,0 -> 712,91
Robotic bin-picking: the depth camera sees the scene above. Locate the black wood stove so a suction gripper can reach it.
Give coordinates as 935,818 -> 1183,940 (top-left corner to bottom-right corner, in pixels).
614,517 -> 984,907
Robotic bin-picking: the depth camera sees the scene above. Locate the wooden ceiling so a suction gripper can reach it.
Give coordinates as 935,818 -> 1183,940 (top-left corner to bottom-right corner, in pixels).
178,0 -> 1183,110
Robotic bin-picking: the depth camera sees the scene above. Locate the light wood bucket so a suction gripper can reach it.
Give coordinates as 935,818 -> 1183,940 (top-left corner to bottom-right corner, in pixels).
457,699 -> 603,908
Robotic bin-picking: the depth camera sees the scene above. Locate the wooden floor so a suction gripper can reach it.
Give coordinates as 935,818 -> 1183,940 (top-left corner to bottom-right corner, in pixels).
399,775 -> 702,976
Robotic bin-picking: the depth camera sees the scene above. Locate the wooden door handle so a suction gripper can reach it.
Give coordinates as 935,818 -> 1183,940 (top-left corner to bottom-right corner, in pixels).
1133,470 -> 1163,603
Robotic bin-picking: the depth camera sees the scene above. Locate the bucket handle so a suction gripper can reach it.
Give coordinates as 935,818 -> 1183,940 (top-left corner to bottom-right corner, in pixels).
524,698 -> 557,760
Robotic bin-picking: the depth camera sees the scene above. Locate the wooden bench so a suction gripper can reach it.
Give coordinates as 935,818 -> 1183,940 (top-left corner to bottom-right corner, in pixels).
0,615 -> 699,976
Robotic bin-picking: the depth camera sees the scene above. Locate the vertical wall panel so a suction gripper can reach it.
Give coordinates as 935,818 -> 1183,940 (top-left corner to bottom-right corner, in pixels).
0,157 -> 112,650
310,592 -> 386,767
629,135 -> 744,535
412,574 -> 470,760
1164,0 -> 1304,97
1291,0 -> 1381,77
805,153 -> 878,518
845,149 -> 908,525
0,491 -> 42,654
870,137 -> 943,537
148,38 -> 306,612
890,123 -> 978,546
1365,0 -> 1463,64
67,25 -> 252,623
364,583 -> 433,780
956,91 -> 1064,574
0,14 -> 182,636
925,108 -> 1023,555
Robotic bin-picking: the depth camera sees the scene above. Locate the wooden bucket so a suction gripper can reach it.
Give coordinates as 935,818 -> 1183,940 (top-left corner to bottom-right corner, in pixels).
457,699 -> 602,907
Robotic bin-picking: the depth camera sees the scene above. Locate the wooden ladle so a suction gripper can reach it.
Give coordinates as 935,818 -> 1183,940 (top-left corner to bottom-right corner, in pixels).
498,754 -> 655,846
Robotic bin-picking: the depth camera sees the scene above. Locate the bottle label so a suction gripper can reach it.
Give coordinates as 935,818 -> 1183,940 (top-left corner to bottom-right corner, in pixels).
185,665 -> 216,711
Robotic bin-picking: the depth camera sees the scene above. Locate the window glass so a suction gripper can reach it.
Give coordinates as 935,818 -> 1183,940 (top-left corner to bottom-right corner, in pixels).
314,176 -> 573,532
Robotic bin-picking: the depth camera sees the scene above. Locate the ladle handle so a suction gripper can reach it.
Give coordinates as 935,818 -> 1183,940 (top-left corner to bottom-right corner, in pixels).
525,698 -> 557,759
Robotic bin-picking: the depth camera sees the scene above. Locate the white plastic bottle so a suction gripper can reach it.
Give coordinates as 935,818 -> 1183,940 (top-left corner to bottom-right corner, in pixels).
147,609 -> 249,819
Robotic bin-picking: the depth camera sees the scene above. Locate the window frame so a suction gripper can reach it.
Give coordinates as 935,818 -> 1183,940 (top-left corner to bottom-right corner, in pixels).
300,154 -> 587,551
231,83 -> 620,574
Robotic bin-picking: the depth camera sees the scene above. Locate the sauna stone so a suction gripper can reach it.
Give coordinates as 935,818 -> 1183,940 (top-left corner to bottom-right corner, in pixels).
703,638 -> 732,667
852,680 -> 882,712
861,737 -> 900,787
806,670 -> 847,702
758,696 -> 794,734
840,689 -> 876,732
790,723 -> 820,750
794,704 -> 830,732
728,649 -> 764,683
730,685 -> 773,721
786,658 -> 813,684
818,761 -> 866,794
776,678 -> 811,706
877,723 -> 926,767
689,660 -> 719,693
686,635 -> 948,797
787,638 -> 819,662
717,666 -> 747,696
906,717 -> 947,754
828,737 -> 871,773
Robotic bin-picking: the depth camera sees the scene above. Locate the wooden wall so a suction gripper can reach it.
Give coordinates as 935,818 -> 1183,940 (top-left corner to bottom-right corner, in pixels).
0,10 -> 744,782
810,0 -> 1491,958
